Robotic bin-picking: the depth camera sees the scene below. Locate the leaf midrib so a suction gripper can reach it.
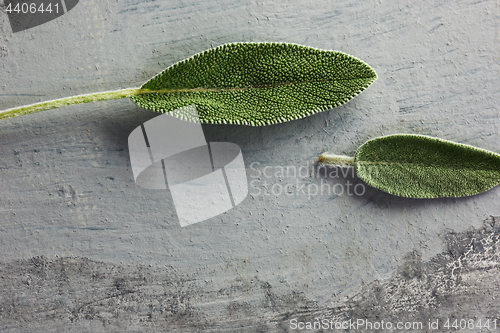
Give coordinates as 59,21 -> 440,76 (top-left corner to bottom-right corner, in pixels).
142,76 -> 375,94
356,160 -> 500,172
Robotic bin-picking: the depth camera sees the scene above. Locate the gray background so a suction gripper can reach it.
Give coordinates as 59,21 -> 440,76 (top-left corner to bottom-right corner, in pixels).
0,0 -> 499,331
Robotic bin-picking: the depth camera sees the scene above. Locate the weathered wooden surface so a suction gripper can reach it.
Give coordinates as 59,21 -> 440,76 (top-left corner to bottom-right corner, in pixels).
0,0 -> 499,331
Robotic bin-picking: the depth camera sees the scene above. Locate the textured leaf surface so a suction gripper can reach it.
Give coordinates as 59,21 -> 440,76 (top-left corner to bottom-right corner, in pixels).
130,43 -> 377,125
354,134 -> 500,198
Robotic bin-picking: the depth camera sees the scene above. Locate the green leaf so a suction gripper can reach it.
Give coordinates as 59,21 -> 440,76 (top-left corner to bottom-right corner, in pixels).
354,134 -> 500,198
130,42 -> 377,126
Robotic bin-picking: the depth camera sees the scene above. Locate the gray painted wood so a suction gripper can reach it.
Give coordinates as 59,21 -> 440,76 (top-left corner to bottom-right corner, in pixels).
0,0 -> 499,331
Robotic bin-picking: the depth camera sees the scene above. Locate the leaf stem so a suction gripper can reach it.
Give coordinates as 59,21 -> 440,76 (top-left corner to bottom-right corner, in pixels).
0,88 -> 148,121
318,152 -> 355,167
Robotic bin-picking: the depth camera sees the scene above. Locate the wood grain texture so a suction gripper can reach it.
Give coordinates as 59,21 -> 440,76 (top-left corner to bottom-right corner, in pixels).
0,0 -> 499,331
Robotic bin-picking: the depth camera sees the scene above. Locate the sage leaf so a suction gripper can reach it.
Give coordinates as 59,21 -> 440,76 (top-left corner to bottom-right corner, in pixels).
130,42 -> 377,125
320,134 -> 500,198
0,43 -> 376,125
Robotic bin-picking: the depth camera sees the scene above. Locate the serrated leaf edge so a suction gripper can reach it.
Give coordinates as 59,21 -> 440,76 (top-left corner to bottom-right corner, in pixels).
134,42 -> 378,126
